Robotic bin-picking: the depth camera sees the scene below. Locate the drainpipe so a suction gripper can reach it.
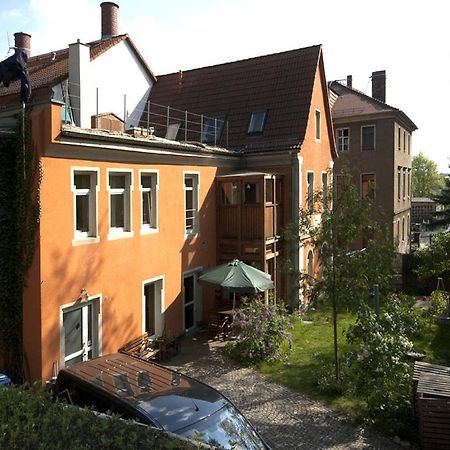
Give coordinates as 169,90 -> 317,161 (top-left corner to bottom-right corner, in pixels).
289,152 -> 303,309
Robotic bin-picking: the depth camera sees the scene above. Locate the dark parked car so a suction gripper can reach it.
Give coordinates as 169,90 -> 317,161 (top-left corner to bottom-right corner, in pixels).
0,373 -> 11,387
54,353 -> 270,450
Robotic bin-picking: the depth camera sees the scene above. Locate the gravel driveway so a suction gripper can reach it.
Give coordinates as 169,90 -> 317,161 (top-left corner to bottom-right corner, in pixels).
164,333 -> 411,450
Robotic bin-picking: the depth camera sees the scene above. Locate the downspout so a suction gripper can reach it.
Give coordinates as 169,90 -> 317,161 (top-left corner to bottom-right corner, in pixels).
289,151 -> 303,309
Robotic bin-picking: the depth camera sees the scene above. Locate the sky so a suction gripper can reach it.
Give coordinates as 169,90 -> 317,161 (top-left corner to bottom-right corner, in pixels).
1,0 -> 449,172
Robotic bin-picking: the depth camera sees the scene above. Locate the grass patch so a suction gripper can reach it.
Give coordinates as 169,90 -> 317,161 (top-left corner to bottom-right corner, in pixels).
257,301 -> 450,427
257,308 -> 360,417
413,318 -> 450,365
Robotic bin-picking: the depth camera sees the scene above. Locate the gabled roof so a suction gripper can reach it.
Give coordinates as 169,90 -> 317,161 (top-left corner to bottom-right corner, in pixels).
329,80 -> 417,132
0,34 -> 155,107
141,45 -> 324,153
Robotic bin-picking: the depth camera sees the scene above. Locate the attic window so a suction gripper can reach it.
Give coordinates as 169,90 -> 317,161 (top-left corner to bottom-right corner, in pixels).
201,116 -> 225,144
247,111 -> 267,134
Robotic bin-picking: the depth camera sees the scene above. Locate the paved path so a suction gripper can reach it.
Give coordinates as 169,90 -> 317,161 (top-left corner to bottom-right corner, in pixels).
165,333 -> 411,450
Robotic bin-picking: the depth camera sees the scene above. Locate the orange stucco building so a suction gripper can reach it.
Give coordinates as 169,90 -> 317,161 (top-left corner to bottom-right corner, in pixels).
1,2 -> 335,381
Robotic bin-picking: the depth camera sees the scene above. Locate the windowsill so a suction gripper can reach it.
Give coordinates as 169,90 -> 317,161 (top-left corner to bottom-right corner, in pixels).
107,230 -> 134,241
140,227 -> 159,236
72,236 -> 100,246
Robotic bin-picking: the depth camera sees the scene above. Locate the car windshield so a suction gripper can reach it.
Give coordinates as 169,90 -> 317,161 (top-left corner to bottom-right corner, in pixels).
176,403 -> 266,450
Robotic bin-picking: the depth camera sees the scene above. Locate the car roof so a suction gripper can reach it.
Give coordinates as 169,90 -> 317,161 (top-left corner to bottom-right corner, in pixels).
57,353 -> 228,432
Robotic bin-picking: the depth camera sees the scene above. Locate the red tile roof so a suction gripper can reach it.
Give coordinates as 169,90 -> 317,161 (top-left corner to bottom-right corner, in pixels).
141,45 -> 322,153
0,34 -> 155,107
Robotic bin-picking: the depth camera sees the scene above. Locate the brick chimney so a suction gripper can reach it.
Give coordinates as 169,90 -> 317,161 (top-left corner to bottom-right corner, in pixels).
14,32 -> 31,57
100,2 -> 119,39
346,75 -> 352,89
371,70 -> 386,103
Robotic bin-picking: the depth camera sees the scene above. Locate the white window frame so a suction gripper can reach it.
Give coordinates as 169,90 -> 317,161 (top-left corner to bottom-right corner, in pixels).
142,276 -> 165,337
336,128 -> 349,152
184,172 -> 200,238
71,167 -> 100,246
60,294 -> 102,370
107,169 -> 134,240
315,109 -> 321,141
361,124 -> 376,151
139,170 -> 159,235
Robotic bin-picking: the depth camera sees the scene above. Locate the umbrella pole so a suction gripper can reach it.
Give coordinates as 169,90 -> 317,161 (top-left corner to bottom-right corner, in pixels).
233,292 -> 236,310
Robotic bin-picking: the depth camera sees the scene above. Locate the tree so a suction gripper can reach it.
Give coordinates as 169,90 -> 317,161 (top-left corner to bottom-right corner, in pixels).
415,231 -> 450,288
431,172 -> 450,228
284,172 -> 395,379
412,152 -> 444,197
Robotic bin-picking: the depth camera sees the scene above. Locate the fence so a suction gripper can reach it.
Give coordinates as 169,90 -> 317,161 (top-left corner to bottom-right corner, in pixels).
60,80 -> 228,147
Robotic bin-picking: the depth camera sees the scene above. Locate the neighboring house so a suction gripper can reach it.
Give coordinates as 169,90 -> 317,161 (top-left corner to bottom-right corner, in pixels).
0,2 -> 335,381
329,73 -> 417,254
411,197 -> 438,228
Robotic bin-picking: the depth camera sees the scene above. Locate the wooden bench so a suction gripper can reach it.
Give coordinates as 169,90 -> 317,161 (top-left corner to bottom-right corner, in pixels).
118,332 -> 160,362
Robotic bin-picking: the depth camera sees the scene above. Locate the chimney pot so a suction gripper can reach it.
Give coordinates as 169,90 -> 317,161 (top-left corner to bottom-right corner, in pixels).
371,70 -> 386,103
100,2 -> 119,39
346,75 -> 352,89
14,32 -> 31,57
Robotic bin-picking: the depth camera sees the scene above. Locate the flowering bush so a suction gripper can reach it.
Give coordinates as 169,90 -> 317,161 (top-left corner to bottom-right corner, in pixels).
343,297 -> 419,435
226,297 -> 292,364
428,290 -> 449,317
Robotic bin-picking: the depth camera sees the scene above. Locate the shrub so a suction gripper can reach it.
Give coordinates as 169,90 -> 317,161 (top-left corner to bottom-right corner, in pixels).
428,290 -> 449,317
227,297 -> 292,364
343,298 -> 418,436
0,384 -> 195,449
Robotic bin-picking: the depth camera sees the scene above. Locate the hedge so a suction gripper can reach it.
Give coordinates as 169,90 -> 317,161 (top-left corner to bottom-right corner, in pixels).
0,385 -> 200,449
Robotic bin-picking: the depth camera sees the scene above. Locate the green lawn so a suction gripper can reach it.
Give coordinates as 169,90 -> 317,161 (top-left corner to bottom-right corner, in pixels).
257,308 -> 361,415
257,305 -> 450,421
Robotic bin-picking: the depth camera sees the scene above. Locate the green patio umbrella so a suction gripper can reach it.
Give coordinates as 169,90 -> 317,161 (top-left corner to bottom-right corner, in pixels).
199,259 -> 274,309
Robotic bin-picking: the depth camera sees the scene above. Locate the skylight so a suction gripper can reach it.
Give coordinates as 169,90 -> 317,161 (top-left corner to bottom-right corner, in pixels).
201,116 -> 225,144
247,111 -> 267,134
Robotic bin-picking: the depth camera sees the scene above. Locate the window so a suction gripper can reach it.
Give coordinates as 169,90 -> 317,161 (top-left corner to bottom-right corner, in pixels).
403,131 -> 406,152
307,250 -> 314,279
143,279 -> 164,337
315,109 -> 321,140
307,172 -> 314,212
244,182 -> 260,204
407,134 -> 410,154
321,172 -> 328,208
140,172 -> 158,232
407,170 -> 411,197
361,125 -> 375,150
201,116 -> 225,144
165,122 -> 181,140
402,217 -> 405,241
397,167 -> 401,201
108,171 -> 132,237
62,297 -> 100,368
398,127 -> 401,151
247,111 -> 266,134
403,169 -> 406,199
335,174 -> 350,201
72,170 -> 98,242
361,173 -> 376,199
184,174 -> 199,235
265,179 -> 274,204
336,128 -> 349,152
221,182 -> 238,205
